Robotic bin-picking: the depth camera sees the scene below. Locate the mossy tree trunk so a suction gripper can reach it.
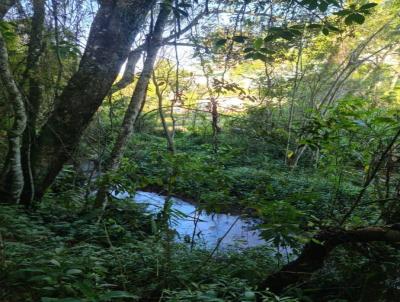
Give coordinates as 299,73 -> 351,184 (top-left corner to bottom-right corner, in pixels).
0,31 -> 27,202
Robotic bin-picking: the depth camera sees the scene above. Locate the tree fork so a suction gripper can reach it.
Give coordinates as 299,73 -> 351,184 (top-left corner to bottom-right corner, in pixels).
24,0 -> 157,202
95,0 -> 173,207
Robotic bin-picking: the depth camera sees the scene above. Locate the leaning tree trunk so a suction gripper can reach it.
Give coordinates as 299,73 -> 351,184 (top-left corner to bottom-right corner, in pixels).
24,0 -> 156,202
0,31 -> 27,203
95,0 -> 172,206
258,225 -> 400,298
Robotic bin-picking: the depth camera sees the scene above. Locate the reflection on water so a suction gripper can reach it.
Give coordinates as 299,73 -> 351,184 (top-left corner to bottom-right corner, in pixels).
124,191 -> 267,249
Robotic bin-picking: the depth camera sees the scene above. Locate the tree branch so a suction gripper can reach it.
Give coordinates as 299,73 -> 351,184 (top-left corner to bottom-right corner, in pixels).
259,225 -> 400,296
113,10 -> 211,94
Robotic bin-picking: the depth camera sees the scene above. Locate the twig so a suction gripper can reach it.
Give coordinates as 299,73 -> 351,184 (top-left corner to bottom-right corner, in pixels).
208,216 -> 240,259
339,127 -> 400,225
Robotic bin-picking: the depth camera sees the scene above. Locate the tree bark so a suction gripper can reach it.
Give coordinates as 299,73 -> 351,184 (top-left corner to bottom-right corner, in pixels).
0,31 -> 27,202
111,49 -> 142,93
20,0 -> 45,204
0,0 -> 16,19
26,0 -> 156,201
210,97 -> 220,153
258,226 -> 400,296
95,0 -> 172,206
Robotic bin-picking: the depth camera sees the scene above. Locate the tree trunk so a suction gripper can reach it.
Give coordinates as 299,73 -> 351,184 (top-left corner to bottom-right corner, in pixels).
210,97 -> 220,152
0,31 -> 27,202
153,71 -> 176,153
25,0 -> 156,201
20,0 -> 45,204
0,0 -> 16,19
95,0 -> 172,206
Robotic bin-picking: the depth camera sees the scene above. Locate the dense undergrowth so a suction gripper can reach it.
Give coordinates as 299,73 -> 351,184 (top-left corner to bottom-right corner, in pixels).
1,0 -> 400,299
2,127 -> 400,301
2,115 -> 400,301
0,197 -> 287,302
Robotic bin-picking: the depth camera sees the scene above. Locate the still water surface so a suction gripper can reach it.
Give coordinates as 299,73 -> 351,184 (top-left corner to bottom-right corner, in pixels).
119,191 -> 267,249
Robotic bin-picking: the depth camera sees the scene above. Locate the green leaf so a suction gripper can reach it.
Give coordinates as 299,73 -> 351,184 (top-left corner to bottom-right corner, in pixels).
264,34 -> 277,42
214,38 -> 227,48
17,268 -> 46,273
259,48 -> 275,54
308,23 -> 322,29
352,13 -> 366,24
232,35 -> 246,43
253,52 -> 268,62
42,287 -> 56,291
244,291 -> 256,300
373,116 -> 396,124
302,0 -> 319,10
318,1 -> 329,12
29,275 -> 53,283
345,13 -> 365,25
42,298 -> 82,302
279,30 -> 295,40
49,259 -> 61,267
100,291 -> 139,301
289,28 -> 302,36
359,3 -> 378,10
253,37 -> 263,49
311,238 -> 322,245
66,269 -> 83,275
326,24 -> 341,32
244,53 -> 254,60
